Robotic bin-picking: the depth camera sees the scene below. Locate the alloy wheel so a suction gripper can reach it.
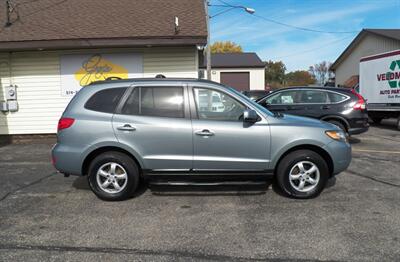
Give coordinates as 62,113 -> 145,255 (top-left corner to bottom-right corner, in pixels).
96,162 -> 128,194
289,161 -> 320,192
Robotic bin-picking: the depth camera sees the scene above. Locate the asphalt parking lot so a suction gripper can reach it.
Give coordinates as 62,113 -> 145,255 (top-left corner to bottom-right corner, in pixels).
0,121 -> 399,262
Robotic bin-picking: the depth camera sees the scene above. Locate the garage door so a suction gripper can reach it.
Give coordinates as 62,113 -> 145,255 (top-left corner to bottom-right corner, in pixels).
220,72 -> 250,91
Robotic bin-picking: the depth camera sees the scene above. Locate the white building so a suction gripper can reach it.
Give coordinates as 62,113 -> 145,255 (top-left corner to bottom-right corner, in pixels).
0,0 -> 207,135
201,53 -> 266,91
331,29 -> 400,88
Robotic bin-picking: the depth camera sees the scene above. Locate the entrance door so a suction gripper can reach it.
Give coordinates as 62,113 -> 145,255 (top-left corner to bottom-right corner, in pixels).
220,72 -> 250,91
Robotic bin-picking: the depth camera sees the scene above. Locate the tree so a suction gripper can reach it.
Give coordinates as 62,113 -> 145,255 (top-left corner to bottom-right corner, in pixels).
285,70 -> 316,86
264,60 -> 286,88
211,41 -> 243,53
309,61 -> 334,85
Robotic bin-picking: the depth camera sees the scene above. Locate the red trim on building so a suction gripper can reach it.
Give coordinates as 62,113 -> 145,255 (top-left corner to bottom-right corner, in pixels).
360,49 -> 400,62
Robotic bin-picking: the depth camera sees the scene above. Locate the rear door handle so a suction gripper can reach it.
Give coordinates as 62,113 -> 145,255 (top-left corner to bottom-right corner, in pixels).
195,129 -> 214,136
322,105 -> 330,110
117,124 -> 136,131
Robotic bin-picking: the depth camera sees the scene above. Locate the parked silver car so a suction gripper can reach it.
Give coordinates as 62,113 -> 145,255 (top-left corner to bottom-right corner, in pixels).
52,78 -> 351,201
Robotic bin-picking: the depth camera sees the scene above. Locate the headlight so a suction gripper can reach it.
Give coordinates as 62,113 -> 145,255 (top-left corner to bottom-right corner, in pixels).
325,130 -> 347,142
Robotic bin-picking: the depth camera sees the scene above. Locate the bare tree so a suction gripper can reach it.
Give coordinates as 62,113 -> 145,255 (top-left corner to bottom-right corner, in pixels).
309,61 -> 334,85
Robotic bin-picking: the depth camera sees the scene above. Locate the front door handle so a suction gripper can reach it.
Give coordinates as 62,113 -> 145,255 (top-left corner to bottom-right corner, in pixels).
117,124 -> 136,131
195,129 -> 214,136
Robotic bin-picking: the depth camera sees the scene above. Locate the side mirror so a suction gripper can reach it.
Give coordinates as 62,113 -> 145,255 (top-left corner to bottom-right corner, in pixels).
243,109 -> 259,123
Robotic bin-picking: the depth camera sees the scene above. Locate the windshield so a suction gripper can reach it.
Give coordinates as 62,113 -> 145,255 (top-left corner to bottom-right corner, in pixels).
226,87 -> 274,117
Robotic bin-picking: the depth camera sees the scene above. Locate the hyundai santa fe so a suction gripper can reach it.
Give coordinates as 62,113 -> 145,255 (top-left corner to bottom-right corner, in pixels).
52,78 -> 351,201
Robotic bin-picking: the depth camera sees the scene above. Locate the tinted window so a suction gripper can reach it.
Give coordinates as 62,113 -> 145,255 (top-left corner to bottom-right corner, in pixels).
328,92 -> 348,103
265,90 -> 298,105
122,87 -> 184,118
194,88 -> 246,121
298,90 -> 328,104
121,88 -> 140,115
85,87 -> 126,113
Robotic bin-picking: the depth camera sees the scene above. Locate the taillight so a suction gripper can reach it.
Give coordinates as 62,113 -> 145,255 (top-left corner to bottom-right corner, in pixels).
58,117 -> 75,131
351,89 -> 366,110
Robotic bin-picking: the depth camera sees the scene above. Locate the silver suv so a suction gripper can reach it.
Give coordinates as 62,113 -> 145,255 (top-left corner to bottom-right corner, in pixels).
52,78 -> 351,201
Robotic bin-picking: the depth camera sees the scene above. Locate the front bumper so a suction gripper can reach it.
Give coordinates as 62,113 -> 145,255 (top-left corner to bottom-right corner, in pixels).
323,140 -> 352,175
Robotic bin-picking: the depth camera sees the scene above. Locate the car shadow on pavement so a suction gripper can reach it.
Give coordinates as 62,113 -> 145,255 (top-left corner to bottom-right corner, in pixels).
150,182 -> 270,196
72,176 -> 337,198
349,137 -> 361,144
72,176 -> 149,198
271,176 -> 337,198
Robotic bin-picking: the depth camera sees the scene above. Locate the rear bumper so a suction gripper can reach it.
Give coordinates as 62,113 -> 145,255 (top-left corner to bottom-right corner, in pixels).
348,125 -> 369,135
52,143 -> 83,176
347,116 -> 369,135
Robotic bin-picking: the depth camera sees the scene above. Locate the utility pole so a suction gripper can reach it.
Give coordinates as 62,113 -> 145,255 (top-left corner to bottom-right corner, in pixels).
204,0 -> 212,80
204,1 -> 254,80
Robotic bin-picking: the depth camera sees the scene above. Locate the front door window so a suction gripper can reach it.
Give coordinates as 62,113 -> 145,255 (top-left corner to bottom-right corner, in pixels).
193,88 -> 246,121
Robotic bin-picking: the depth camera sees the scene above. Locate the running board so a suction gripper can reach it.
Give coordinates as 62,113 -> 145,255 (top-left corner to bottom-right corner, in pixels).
149,181 -> 268,186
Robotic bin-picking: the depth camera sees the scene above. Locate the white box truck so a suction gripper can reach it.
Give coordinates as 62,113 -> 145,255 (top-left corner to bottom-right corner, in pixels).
359,50 -> 400,130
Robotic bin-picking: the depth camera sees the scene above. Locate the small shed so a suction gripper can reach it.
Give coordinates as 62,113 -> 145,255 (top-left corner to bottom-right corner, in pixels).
201,53 -> 266,91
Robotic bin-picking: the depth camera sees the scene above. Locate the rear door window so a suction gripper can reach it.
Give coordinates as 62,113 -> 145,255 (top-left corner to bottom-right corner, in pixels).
121,86 -> 184,118
85,87 -> 127,113
298,90 -> 328,104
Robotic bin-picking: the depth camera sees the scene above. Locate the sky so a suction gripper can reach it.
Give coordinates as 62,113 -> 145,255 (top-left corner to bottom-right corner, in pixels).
209,0 -> 400,72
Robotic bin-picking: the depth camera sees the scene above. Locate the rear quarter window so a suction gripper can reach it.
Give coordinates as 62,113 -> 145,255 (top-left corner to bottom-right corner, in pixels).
328,92 -> 348,103
85,87 -> 127,113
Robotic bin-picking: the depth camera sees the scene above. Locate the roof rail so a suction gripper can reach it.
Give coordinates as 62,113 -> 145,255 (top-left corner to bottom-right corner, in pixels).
105,76 -> 122,81
87,76 -> 123,85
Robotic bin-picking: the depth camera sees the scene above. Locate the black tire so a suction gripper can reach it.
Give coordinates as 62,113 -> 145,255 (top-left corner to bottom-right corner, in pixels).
371,117 -> 383,124
276,150 -> 329,199
397,117 -> 400,131
88,151 -> 139,201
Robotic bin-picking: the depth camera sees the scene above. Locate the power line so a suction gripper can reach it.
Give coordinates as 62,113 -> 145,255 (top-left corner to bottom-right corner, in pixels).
216,0 -> 360,34
253,14 -> 359,34
269,35 -> 355,60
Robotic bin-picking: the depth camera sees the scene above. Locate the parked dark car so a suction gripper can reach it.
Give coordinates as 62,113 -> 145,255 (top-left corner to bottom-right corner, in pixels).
257,87 -> 369,135
242,90 -> 272,101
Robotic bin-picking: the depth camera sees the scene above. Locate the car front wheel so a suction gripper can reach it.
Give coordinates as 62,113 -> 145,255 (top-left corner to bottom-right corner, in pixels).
276,150 -> 329,199
88,151 -> 139,201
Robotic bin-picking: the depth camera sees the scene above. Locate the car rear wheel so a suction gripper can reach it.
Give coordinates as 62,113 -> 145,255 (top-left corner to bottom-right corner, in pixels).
276,150 -> 329,199
88,151 -> 139,201
397,116 -> 400,130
